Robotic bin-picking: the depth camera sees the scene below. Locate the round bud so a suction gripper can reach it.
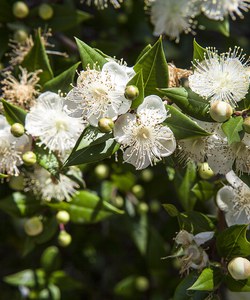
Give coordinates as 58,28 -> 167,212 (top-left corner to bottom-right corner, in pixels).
58,230 -> 72,247
22,151 -> 37,166
10,123 -> 25,137
149,200 -> 160,213
98,118 -> 114,133
24,217 -> 43,236
209,101 -> 233,123
12,1 -> 29,19
141,169 -> 153,182
124,85 -> 139,101
13,29 -> 28,43
56,210 -> 70,224
38,3 -> 54,20
114,196 -> 124,207
228,257 -> 250,280
135,276 -> 149,292
137,202 -> 149,214
94,164 -> 109,179
198,162 -> 214,180
132,184 -> 144,199
243,117 -> 250,134
9,175 -> 24,190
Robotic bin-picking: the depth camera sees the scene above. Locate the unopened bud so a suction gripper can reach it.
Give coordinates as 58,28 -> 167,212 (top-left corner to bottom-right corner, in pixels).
141,169 -> 153,182
114,196 -> 124,207
12,1 -> 29,18
13,29 -> 28,43
135,276 -> 149,291
22,151 -> 37,166
98,117 -> 114,133
209,101 -> 233,123
228,257 -> 250,280
198,162 -> 214,180
149,200 -> 160,213
10,123 -> 25,137
243,116 -> 250,134
38,3 -> 54,20
132,184 -> 144,199
94,164 -> 109,179
56,211 -> 70,224
137,202 -> 149,214
58,230 -> 72,247
24,217 -> 43,236
124,85 -> 139,101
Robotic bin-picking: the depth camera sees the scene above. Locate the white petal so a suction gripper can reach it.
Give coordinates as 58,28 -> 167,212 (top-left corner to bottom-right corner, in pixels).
102,61 -> 129,85
226,170 -> 248,190
123,146 -> 151,170
216,186 -> 235,212
193,231 -> 214,246
154,126 -> 176,157
113,113 -> 136,144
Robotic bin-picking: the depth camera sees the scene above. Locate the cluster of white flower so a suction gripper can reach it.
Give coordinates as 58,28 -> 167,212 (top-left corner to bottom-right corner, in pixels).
147,0 -> 250,41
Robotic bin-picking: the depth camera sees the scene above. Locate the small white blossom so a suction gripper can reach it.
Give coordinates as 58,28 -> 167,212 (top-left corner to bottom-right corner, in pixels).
230,134 -> 250,174
149,0 -> 199,42
84,0 -> 123,9
0,115 -> 30,176
216,171 -> 250,226
114,95 -> 176,170
67,61 -> 134,127
24,167 -> 79,202
189,47 -> 250,107
25,92 -> 85,155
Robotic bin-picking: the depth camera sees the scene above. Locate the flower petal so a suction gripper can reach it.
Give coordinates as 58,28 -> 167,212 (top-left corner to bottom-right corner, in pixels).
216,185 -> 235,212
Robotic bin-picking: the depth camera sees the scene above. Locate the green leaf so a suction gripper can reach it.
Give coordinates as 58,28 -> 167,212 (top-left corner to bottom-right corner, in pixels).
136,44 -> 152,63
188,268 -> 222,291
49,271 -> 82,291
39,284 -> 61,300
75,37 -> 107,69
127,71 -> 144,109
43,62 -> 80,93
178,211 -> 215,234
22,29 -> 53,86
134,37 -> 168,96
191,181 -> 215,202
222,116 -> 244,145
131,214 -> 148,255
1,99 -> 27,125
193,39 -> 207,62
41,246 -> 61,275
198,15 -> 230,37
216,225 -> 250,260
225,275 -> 250,292
0,192 -> 40,218
162,204 -> 179,217
164,105 -> 211,139
159,88 -> 212,122
47,190 -> 124,224
4,269 -> 45,288
114,275 -> 138,297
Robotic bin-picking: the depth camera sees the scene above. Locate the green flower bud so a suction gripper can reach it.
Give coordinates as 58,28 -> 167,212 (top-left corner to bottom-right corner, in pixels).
209,101 -> 233,123
12,1 -> 29,19
10,123 -> 25,137
94,164 -> 109,179
135,276 -> 149,292
124,85 -> 139,101
228,257 -> 250,280
13,29 -> 28,43
58,230 -> 72,247
56,210 -> 70,224
132,184 -> 144,199
141,169 -> 153,182
22,151 -> 37,166
137,202 -> 149,214
24,217 -> 43,236
243,116 -> 250,134
113,196 -> 124,208
9,175 -> 24,190
38,3 -> 54,20
149,200 -> 160,213
198,162 -> 214,180
98,117 -> 114,133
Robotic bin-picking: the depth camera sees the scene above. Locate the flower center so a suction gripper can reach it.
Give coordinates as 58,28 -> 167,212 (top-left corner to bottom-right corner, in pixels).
91,84 -> 108,99
137,127 -> 151,141
55,119 -> 68,132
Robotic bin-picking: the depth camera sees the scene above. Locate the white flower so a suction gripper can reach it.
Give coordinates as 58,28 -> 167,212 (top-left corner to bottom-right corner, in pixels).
25,92 -> 85,155
216,170 -> 250,226
24,167 -> 79,202
0,115 -> 30,176
67,61 -> 134,127
189,47 -> 250,107
113,95 -> 176,170
201,0 -> 250,20
230,133 -> 250,174
84,0 -> 123,9
149,0 -> 199,42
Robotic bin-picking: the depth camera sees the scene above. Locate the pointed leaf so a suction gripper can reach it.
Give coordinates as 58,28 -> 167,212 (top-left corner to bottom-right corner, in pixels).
1,99 -> 27,125
193,39 -> 207,62
222,116 -> 244,145
188,268 -> 222,291
162,204 -> 179,217
4,269 -> 45,288
127,71 -> 144,109
191,181 -> 215,202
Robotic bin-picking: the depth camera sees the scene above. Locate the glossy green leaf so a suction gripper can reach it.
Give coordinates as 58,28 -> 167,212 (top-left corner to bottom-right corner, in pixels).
43,62 -> 80,93
134,37 -> 168,96
1,99 -> 27,125
225,275 -> 250,292
222,116 -> 244,145
193,39 -> 207,62
191,181 -> 215,202
216,225 -> 250,260
198,15 -> 230,37
162,203 -> 179,217
22,29 -> 53,86
47,190 -> 124,224
131,214 -> 148,256
136,44 -> 152,63
4,269 -> 45,288
164,105 -> 211,139
127,71 -> 144,109
159,88 -> 212,122
0,192 -> 40,218
41,246 -> 61,275
188,268 -> 222,291
49,271 -> 82,291
75,37 -> 107,69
